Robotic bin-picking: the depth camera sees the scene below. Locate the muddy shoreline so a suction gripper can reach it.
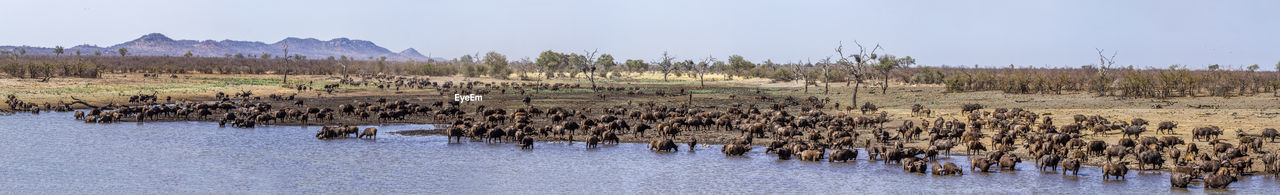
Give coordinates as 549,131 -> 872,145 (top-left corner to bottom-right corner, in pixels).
15,74 -> 1277,178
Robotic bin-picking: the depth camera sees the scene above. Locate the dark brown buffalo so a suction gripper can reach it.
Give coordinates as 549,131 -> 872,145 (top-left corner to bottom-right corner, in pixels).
971,157 -> 995,172
649,138 -> 678,152
602,131 -> 619,144
722,144 -> 750,156
519,137 -> 534,149
586,135 -> 600,149
1263,128 -> 1278,142
904,158 -> 928,173
1137,150 -> 1164,170
1038,154 -> 1061,172
829,149 -> 856,162
1156,121 -> 1177,134
1105,147 -> 1128,162
799,149 -> 824,161
776,148 -> 793,160
999,155 -> 1021,170
447,126 -> 466,143
933,162 -> 962,176
1204,174 -> 1236,189
1086,141 -> 1106,156
1062,158 -> 1081,176
1169,173 -> 1192,188
1102,162 -> 1129,180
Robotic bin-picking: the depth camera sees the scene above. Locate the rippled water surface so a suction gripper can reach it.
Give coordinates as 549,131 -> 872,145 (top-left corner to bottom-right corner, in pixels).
1,112 -> 1274,194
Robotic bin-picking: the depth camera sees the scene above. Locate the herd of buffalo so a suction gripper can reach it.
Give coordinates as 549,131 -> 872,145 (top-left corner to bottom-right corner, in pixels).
5,74 -> 1279,190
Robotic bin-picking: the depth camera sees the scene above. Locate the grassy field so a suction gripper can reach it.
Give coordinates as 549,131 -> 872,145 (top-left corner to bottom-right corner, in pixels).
0,73 -> 340,104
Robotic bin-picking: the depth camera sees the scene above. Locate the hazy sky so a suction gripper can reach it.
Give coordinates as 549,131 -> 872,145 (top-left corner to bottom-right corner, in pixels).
1,0 -> 1277,69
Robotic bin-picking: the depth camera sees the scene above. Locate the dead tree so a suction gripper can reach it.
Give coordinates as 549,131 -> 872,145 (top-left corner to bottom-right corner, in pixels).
793,60 -> 811,94
579,49 -> 600,91
657,51 -> 676,82
839,41 -> 882,107
697,55 -> 715,88
1093,48 -> 1117,96
820,57 -> 834,94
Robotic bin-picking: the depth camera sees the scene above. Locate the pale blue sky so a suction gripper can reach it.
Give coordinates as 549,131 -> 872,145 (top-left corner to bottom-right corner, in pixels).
1,0 -> 1277,69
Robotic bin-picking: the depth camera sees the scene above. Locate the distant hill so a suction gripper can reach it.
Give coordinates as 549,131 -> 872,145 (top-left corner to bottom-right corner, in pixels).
0,33 -> 442,61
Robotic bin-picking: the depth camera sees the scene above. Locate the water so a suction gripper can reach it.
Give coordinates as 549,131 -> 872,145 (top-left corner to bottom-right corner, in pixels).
0,112 -> 1273,194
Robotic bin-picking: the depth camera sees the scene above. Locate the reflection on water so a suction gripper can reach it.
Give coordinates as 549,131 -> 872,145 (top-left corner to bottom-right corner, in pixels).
0,112 -> 1272,193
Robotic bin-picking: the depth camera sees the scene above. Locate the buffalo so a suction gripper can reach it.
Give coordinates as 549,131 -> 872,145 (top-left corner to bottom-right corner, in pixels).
649,138 -> 678,152
1263,128 -> 1278,142
776,148 -> 793,160
799,149 -> 825,161
904,158 -> 928,173
586,135 -> 600,149
829,149 -> 856,162
999,155 -> 1021,170
722,144 -> 750,156
1156,121 -> 1177,134
1204,173 -> 1236,189
359,127 -> 377,139
1170,173 -> 1193,188
1102,162 -> 1129,180
971,157 -> 995,172
933,162 -> 962,176
1062,158 -> 1081,176
1038,154 -> 1061,172
519,137 -> 534,149
1137,150 -> 1164,170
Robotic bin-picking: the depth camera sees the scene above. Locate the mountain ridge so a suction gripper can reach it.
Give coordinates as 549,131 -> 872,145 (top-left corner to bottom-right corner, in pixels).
0,33 -> 438,61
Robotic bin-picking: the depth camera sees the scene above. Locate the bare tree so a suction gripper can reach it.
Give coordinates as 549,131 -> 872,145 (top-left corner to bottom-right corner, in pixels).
657,51 -> 676,82
793,60 -> 812,94
578,49 -> 600,91
516,57 -> 532,80
1092,48 -> 1117,95
1096,48 -> 1117,69
696,55 -> 715,88
820,56 -> 834,94
838,41 -> 882,107
282,43 -> 290,85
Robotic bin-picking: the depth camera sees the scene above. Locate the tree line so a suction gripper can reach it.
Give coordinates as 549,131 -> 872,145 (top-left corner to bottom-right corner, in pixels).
4,46 -> 1277,98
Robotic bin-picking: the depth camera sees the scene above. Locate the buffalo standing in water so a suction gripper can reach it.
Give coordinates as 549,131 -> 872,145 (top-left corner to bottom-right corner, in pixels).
1061,158 -> 1081,176
649,138 -> 677,152
799,149 -> 825,161
1102,162 -> 1129,180
828,149 -> 856,162
1169,173 -> 1192,188
359,127 -> 378,139
447,127 -> 466,143
1204,174 -> 1236,189
999,155 -> 1021,170
933,162 -> 962,176
519,137 -> 534,150
586,135 -> 600,149
722,144 -> 750,156
1038,154 -> 1062,172
970,157 -> 996,172
776,148 -> 793,160
903,158 -> 928,173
